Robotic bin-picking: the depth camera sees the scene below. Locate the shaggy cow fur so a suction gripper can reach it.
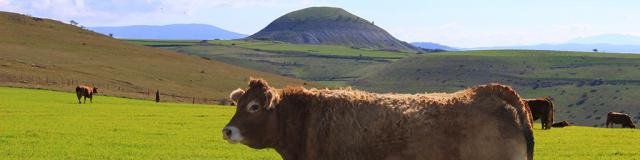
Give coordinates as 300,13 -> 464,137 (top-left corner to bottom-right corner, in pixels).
606,112 -> 636,128
76,85 -> 97,104
223,79 -> 534,160
524,98 -> 554,130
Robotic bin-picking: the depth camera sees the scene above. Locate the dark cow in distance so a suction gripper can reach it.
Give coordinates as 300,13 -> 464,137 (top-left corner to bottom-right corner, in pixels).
551,121 -> 570,128
606,112 -> 636,128
524,97 -> 554,130
222,78 -> 534,160
76,85 -> 98,104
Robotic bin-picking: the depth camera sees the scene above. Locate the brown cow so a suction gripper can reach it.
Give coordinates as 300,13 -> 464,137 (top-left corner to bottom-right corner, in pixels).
606,112 -> 636,128
551,121 -> 570,128
75,85 -> 98,104
524,97 -> 554,130
222,79 -> 534,160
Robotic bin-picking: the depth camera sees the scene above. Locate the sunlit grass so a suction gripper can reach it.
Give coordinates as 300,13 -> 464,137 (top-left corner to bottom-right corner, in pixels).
2,87 -> 639,159
533,124 -> 640,159
0,87 -> 280,159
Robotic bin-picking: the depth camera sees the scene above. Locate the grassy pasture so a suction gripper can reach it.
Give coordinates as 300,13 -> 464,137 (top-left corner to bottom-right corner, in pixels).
2,87 -> 639,159
0,87 -> 279,159
357,50 -> 640,126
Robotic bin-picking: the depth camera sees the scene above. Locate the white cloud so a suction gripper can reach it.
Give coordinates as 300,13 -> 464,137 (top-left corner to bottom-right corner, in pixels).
0,0 -> 10,6
5,0 -> 634,47
0,0 -> 291,27
0,0 -> 19,12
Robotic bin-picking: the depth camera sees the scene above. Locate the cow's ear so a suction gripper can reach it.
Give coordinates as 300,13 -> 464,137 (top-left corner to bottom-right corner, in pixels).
264,89 -> 280,110
229,88 -> 245,103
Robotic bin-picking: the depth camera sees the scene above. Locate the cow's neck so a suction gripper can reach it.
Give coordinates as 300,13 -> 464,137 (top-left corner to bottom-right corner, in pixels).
272,92 -> 315,160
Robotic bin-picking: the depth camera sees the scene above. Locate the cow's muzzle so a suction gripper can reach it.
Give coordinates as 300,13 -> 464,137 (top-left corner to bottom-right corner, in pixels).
222,126 -> 244,144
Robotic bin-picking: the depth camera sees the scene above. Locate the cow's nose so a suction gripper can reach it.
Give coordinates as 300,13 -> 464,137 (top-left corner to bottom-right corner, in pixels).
222,127 -> 232,138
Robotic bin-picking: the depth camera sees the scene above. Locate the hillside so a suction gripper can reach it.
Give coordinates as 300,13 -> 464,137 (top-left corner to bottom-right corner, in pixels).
89,24 -> 247,40
126,39 -> 408,87
353,50 -> 640,126
2,87 -> 639,159
131,40 -> 640,126
0,11 -> 313,103
248,7 -> 418,52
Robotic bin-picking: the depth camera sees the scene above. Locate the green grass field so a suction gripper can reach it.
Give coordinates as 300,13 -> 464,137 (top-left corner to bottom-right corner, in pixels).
2,87 -> 639,159
0,87 -> 279,159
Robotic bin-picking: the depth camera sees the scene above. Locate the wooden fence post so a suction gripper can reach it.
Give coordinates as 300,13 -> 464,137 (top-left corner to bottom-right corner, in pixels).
155,90 -> 160,103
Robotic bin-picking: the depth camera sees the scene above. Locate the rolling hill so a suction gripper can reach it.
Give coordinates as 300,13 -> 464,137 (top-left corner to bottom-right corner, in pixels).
352,50 -> 640,126
126,39 -> 408,87
89,24 -> 247,40
248,7 -> 418,52
0,11 -> 314,103
135,39 -> 640,126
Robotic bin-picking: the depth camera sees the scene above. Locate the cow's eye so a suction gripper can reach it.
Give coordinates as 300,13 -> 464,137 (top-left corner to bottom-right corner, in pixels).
246,100 -> 261,113
247,104 -> 260,113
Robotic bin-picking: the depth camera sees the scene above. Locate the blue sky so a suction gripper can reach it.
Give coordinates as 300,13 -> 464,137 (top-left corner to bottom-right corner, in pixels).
1,0 -> 639,47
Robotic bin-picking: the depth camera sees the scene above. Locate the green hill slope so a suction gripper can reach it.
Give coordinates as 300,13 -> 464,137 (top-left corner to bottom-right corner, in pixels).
354,50 -> 640,126
2,87 -> 639,159
126,39 -> 406,87
130,40 -> 640,126
0,11 -> 313,103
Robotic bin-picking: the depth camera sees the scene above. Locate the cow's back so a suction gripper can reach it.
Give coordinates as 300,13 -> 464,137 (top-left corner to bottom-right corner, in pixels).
76,85 -> 93,96
304,85 -> 531,160
526,99 -> 552,120
410,92 -> 529,159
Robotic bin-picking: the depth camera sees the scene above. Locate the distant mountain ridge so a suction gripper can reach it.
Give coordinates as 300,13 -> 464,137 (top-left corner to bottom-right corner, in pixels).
89,24 -> 247,40
470,43 -> 640,53
411,42 -> 458,51
567,34 -> 640,45
248,7 -> 418,52
468,34 -> 640,53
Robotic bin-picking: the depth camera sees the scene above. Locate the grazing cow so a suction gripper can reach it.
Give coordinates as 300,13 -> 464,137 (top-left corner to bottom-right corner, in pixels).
75,85 -> 98,104
606,112 -> 636,128
524,97 -> 554,130
222,79 -> 534,160
551,121 -> 570,128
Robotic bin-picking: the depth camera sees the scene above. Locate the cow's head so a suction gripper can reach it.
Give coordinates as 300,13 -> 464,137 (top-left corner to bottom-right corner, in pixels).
93,87 -> 98,94
222,78 -> 281,148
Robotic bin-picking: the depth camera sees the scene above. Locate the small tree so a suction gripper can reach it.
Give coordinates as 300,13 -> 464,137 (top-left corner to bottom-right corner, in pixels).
69,20 -> 78,26
593,48 -> 598,52
108,33 -> 114,38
